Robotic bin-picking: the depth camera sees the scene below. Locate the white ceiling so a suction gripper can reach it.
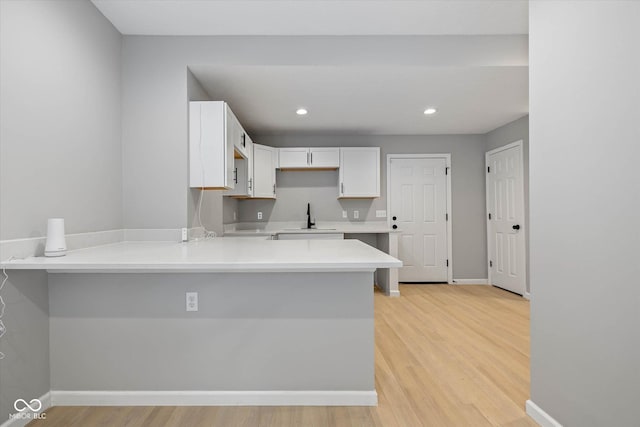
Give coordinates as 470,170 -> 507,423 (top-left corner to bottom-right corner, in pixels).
91,0 -> 528,36
190,65 -> 528,135
92,0 -> 529,134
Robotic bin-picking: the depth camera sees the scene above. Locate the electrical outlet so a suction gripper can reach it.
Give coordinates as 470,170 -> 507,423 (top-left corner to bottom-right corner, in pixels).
376,210 -> 387,218
181,228 -> 188,242
257,212 -> 263,220
353,210 -> 359,219
342,210 -> 348,219
186,292 -> 198,312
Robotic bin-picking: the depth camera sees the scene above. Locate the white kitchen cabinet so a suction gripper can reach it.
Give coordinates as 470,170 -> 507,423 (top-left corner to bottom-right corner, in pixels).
189,101 -> 234,189
339,147 -> 380,198
189,101 -> 252,190
278,147 -> 309,168
278,147 -> 339,169
224,137 -> 253,197
252,143 -> 277,199
228,108 -> 251,159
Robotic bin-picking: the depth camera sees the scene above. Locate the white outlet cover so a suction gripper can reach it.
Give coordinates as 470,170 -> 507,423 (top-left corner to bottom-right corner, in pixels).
342,210 -> 347,218
376,210 -> 387,218
186,292 -> 198,312
257,212 -> 263,220
353,210 -> 359,219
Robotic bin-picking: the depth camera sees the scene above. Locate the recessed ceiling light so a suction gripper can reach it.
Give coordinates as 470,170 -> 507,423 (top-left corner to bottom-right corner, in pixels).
296,108 -> 308,116
424,108 -> 437,115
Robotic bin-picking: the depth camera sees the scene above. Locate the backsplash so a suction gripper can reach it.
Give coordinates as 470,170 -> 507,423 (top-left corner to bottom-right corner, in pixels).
235,170 -> 384,223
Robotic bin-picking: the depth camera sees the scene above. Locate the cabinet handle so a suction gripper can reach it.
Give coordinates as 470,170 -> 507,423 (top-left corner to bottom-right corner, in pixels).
341,182 -> 344,194
307,151 -> 310,165
248,178 -> 252,190
273,184 -> 276,195
234,168 -> 238,184
310,152 -> 313,164
241,134 -> 246,147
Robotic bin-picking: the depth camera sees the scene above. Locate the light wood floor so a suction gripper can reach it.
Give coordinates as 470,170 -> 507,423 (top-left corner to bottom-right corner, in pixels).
29,285 -> 537,427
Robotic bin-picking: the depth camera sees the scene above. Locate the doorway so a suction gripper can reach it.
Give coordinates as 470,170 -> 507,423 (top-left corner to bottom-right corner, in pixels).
387,154 -> 452,283
485,141 -> 526,296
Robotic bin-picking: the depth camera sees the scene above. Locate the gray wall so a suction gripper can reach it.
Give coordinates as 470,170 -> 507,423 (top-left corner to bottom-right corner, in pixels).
0,0 -> 121,422
0,271 -> 49,422
485,115 -> 529,292
529,2 -> 640,426
49,272 -> 373,391
242,134 -> 487,280
0,0 -> 123,240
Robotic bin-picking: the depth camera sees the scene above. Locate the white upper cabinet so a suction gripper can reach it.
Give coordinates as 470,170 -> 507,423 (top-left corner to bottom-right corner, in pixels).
278,147 -> 339,169
225,134 -> 254,197
189,101 -> 235,189
227,108 -> 251,159
339,147 -> 380,198
278,147 -> 309,169
252,144 -> 277,199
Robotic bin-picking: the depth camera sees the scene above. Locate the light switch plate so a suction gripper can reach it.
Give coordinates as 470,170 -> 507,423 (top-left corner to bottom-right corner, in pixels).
342,210 -> 348,219
353,210 -> 359,219
376,210 -> 387,218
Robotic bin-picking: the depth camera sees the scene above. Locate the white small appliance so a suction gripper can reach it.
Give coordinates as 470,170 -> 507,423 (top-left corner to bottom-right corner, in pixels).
45,218 -> 67,257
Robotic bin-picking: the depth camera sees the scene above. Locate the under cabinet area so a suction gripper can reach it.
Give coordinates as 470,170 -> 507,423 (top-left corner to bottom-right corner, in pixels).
279,147 -> 339,169
339,147 -> 380,198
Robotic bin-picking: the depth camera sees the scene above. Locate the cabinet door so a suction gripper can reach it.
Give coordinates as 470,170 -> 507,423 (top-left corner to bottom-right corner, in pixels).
226,106 -> 250,159
253,144 -> 277,199
225,158 -> 248,196
339,147 -> 380,198
189,101 -> 232,189
278,148 -> 309,168
309,148 -> 339,168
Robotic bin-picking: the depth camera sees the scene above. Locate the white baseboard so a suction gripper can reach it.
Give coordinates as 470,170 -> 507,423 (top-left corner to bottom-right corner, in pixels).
50,390 -> 377,407
452,278 -> 489,285
524,291 -> 531,300
0,392 -> 51,427
388,289 -> 400,297
526,400 -> 563,427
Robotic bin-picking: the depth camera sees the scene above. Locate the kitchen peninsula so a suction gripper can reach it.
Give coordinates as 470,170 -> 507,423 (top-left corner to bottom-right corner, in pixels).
2,238 -> 401,406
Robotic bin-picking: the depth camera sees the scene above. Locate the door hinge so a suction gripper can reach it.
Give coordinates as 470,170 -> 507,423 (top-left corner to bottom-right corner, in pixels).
445,213 -> 449,221
445,167 -> 449,176
489,260 -> 493,267
487,166 -> 490,173
488,213 -> 492,220
446,259 -> 449,267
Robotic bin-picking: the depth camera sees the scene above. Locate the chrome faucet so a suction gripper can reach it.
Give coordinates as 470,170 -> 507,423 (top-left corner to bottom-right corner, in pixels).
306,203 -> 316,229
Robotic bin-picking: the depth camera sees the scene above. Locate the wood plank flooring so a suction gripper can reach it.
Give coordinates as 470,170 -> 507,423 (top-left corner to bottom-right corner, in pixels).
29,285 -> 537,427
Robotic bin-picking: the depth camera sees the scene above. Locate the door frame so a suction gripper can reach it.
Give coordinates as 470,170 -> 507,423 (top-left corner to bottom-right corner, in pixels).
485,140 -> 527,296
386,154 -> 453,284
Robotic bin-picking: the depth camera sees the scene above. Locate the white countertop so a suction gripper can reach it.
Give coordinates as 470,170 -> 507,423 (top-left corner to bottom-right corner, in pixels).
1,239 -> 402,273
224,221 -> 396,236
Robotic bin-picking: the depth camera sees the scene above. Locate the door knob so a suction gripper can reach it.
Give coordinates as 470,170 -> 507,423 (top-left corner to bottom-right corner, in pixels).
512,224 -> 521,230
392,216 -> 397,221
392,225 -> 398,230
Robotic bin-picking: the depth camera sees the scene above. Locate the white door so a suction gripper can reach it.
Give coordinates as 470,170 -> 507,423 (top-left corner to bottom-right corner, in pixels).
389,157 -> 449,282
486,142 -> 526,295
